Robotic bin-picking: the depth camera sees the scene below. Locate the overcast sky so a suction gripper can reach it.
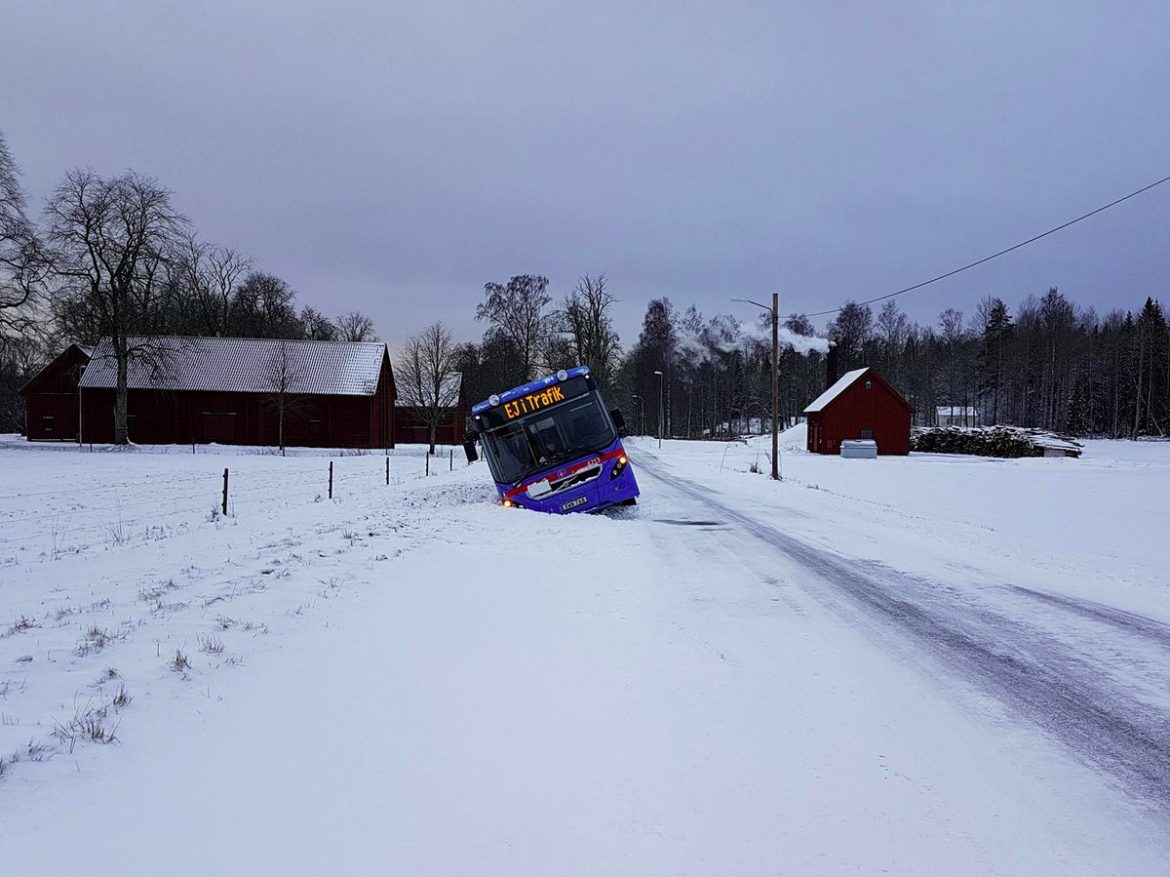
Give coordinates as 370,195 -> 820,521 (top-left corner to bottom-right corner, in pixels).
2,1 -> 1168,348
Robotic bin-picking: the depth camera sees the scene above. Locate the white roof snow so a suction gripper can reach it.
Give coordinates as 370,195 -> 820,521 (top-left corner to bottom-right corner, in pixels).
803,368 -> 870,413
79,337 -> 388,397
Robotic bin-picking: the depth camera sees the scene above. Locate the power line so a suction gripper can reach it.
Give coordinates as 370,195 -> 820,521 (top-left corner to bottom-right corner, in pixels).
793,173 -> 1170,320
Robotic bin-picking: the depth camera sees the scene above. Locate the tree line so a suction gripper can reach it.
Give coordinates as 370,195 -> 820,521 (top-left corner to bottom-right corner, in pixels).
460,277 -> 1168,441
0,132 -> 377,439
616,290 -> 1169,441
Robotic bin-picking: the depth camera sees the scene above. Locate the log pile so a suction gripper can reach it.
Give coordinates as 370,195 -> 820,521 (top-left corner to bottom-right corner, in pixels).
911,426 -> 1082,458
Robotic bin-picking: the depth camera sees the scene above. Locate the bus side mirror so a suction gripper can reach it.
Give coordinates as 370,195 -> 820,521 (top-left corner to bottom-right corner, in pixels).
610,408 -> 628,437
463,440 -> 478,463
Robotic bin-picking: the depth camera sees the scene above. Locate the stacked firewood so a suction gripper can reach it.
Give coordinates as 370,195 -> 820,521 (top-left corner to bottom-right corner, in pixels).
911,426 -> 1082,458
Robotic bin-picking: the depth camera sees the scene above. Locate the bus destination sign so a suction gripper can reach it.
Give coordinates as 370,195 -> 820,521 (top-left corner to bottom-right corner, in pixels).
504,385 -> 565,420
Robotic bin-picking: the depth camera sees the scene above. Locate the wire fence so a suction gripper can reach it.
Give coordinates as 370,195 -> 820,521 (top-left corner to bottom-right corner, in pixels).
0,447 -> 466,556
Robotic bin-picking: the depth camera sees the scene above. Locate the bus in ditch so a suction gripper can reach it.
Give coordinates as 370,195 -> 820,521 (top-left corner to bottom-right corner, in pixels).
463,366 -> 639,513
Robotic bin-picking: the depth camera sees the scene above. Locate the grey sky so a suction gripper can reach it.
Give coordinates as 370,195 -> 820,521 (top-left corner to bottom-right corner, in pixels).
2,1 -> 1168,349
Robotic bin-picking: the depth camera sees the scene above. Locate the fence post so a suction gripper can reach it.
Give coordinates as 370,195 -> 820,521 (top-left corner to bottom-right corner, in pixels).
222,468 -> 229,516
328,461 -> 333,499
449,448 -> 453,471
425,453 -> 430,477
386,457 -> 390,486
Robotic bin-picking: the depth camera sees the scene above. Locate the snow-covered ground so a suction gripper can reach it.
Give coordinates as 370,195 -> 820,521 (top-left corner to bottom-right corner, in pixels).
1,431 -> 1169,875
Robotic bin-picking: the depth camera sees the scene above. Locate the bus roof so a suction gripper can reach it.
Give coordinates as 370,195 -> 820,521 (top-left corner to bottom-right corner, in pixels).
471,366 -> 591,415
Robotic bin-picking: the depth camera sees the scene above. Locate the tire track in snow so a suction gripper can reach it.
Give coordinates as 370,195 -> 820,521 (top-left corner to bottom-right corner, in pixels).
1008,585 -> 1170,649
634,453 -> 1170,817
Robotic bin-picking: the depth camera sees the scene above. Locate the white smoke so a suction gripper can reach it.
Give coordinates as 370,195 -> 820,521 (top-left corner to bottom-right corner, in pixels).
777,326 -> 830,355
738,321 -> 830,356
677,312 -> 830,361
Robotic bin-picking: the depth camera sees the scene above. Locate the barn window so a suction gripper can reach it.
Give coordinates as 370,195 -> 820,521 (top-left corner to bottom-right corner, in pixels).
860,428 -> 873,440
42,416 -> 54,433
865,380 -> 873,390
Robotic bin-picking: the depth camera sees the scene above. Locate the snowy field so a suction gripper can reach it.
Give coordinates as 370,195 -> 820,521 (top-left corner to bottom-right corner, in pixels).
1,431 -> 1169,875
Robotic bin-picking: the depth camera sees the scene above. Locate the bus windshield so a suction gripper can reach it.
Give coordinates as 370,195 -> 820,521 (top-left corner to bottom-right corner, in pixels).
482,390 -> 616,484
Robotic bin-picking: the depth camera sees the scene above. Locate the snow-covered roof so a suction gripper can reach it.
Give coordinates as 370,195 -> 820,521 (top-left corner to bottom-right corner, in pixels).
803,368 -> 870,413
79,337 -> 388,397
395,372 -> 462,407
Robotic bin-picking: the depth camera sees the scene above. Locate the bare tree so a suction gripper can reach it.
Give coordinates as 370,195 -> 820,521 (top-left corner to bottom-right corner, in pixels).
170,234 -> 250,336
229,272 -> 301,338
396,322 -> 460,455
300,306 -> 337,340
45,169 -> 186,444
476,274 -> 551,379
264,341 -> 306,456
0,131 -> 50,337
336,310 -> 376,342
559,273 -> 622,390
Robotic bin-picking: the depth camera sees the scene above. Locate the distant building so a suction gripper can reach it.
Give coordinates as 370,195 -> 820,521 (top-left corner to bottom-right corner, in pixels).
19,343 -> 92,441
803,367 -> 913,456
21,336 -> 396,449
393,372 -> 468,446
936,405 -> 979,427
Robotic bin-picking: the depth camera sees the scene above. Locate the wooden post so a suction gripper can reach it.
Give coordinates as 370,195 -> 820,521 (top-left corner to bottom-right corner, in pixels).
425,453 -> 430,477
449,448 -> 453,471
328,461 -> 333,499
222,468 -> 229,516
386,457 -> 390,486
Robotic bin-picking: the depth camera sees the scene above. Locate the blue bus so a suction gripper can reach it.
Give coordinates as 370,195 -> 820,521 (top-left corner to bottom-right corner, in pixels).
463,366 -> 640,513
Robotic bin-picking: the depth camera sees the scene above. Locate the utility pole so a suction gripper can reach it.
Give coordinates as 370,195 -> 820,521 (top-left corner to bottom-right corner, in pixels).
653,370 -> 664,449
631,394 -> 644,436
733,293 -> 782,481
771,290 -> 779,481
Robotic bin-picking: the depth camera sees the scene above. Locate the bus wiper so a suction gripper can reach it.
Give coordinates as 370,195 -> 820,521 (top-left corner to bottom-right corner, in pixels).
511,444 -> 606,487
511,461 -> 552,487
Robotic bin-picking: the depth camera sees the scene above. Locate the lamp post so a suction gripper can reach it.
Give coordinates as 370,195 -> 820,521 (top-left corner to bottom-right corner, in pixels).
631,394 -> 645,436
653,369 -> 664,449
732,292 -> 781,481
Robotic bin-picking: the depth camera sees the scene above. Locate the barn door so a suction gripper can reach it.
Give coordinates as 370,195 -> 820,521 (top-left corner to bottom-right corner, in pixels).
202,412 -> 237,444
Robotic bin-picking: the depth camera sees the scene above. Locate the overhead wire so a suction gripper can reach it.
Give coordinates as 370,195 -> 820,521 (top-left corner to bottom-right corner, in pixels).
791,173 -> 1170,320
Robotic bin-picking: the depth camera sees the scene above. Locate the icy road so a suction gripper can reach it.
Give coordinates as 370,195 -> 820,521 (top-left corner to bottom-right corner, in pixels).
2,433 -> 1169,875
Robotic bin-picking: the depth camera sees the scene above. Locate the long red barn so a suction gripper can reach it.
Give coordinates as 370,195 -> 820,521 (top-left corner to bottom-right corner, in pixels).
23,337 -> 396,449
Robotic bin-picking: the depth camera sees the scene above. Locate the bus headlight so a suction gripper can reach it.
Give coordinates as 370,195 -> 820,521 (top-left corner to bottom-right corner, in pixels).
610,455 -> 629,480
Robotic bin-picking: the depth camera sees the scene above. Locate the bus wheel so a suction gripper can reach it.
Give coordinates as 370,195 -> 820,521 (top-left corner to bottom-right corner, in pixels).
619,498 -> 637,506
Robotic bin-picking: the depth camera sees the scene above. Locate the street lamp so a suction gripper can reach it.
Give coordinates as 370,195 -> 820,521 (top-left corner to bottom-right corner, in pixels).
732,292 -> 781,481
653,370 -> 664,449
631,394 -> 645,436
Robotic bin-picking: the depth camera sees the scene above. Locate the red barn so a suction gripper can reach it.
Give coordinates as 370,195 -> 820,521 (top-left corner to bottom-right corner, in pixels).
19,343 -> 92,441
393,372 -> 468,446
804,367 -> 912,455
24,336 -> 397,449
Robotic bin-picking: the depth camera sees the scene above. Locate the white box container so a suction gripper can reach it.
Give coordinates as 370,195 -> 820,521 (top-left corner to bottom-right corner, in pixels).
840,439 -> 878,459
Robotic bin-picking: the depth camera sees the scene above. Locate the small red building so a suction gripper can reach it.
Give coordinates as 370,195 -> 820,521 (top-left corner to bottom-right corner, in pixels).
804,367 -> 912,455
19,343 -> 92,441
23,337 -> 397,449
